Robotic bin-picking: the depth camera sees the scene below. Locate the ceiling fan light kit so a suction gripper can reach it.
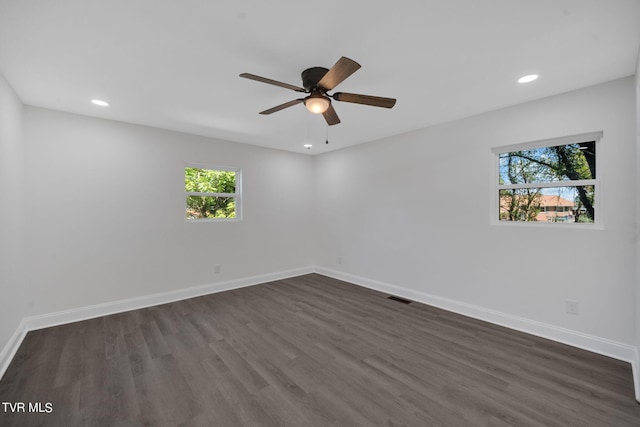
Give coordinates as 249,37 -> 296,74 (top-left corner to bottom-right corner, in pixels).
304,91 -> 330,114
240,57 -> 396,126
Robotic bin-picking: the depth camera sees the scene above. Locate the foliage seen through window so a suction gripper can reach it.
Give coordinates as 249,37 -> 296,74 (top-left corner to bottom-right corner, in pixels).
185,167 -> 238,220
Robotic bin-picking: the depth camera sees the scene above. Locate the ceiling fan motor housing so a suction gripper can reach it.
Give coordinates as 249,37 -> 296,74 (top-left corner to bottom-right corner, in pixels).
301,67 -> 329,91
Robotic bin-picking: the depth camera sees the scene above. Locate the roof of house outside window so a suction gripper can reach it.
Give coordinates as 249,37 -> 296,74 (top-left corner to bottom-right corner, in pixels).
539,195 -> 575,208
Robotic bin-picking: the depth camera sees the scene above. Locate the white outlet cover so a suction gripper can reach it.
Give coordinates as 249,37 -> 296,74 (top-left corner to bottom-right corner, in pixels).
566,300 -> 579,315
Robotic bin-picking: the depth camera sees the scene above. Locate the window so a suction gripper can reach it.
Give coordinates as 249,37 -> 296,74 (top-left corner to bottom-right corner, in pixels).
492,132 -> 601,225
184,165 -> 241,221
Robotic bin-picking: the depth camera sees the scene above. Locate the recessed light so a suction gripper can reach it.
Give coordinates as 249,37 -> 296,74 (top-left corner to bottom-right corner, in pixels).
304,144 -> 313,149
91,99 -> 109,106
518,74 -> 539,84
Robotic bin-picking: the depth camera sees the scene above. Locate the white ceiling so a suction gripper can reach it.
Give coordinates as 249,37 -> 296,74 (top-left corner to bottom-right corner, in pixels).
1,0 -> 639,155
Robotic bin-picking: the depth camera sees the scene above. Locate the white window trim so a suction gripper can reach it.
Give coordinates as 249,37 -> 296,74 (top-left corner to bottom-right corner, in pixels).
184,162 -> 242,222
490,131 -> 602,229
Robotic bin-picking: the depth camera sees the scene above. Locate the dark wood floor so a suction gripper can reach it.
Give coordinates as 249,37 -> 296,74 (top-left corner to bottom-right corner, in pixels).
1,274 -> 639,426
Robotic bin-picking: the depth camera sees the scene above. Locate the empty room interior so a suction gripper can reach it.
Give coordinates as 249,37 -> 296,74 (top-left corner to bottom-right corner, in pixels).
1,1 -> 640,425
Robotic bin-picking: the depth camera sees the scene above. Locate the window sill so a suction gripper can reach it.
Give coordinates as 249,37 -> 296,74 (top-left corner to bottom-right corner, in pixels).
185,218 -> 241,223
490,220 -> 603,230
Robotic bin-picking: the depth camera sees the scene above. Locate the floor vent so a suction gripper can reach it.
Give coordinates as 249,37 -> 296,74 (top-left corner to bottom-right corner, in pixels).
388,295 -> 412,304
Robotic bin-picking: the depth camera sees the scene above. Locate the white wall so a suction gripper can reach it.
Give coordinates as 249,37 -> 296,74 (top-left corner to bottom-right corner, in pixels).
21,107 -> 315,316
0,74 -> 26,361
315,77 -> 637,348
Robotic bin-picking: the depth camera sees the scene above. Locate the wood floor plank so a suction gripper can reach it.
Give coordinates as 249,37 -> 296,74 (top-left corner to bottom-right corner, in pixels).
2,273 -> 640,426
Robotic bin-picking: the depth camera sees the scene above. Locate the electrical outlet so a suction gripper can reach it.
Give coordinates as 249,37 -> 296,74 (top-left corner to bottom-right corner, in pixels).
565,300 -> 579,315
214,265 -> 221,274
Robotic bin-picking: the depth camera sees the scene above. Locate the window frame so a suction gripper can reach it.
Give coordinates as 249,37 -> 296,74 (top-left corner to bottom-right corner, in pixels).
490,131 -> 602,229
184,163 -> 242,222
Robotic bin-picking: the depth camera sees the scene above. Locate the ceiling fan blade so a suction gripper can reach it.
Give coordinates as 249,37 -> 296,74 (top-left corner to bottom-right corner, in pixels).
240,73 -> 306,92
322,104 -> 341,126
317,57 -> 361,91
259,99 -> 304,115
333,92 -> 397,108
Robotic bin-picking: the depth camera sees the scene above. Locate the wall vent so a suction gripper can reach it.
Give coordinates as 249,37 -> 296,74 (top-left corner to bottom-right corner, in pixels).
388,295 -> 412,304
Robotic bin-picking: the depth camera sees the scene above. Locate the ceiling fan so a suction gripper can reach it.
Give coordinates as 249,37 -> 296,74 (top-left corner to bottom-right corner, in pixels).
240,57 -> 396,126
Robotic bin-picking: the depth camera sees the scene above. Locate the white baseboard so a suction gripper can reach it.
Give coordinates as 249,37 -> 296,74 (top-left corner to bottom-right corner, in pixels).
314,267 -> 639,366
0,319 -> 28,382
634,349 -> 640,402
0,266 -> 313,380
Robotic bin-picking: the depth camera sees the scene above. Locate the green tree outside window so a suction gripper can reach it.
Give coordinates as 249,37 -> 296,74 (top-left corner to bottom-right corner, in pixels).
498,140 -> 596,223
185,167 -> 238,219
